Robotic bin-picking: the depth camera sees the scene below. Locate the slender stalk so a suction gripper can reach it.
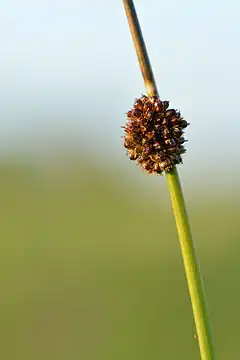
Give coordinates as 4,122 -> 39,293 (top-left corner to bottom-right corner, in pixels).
122,1 -> 216,359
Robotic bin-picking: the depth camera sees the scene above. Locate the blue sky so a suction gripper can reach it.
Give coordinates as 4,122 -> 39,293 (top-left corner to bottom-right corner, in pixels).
0,0 -> 239,178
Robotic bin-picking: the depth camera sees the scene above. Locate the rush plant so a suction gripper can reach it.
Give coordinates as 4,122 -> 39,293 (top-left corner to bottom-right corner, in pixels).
122,1 -> 216,359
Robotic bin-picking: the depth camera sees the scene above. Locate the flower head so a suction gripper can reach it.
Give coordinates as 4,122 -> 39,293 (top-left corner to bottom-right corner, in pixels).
122,95 -> 189,174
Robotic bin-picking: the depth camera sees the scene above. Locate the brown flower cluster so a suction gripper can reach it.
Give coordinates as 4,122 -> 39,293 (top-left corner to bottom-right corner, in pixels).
122,95 -> 188,174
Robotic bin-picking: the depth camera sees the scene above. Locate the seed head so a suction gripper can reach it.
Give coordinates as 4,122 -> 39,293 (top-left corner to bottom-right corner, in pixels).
122,95 -> 189,175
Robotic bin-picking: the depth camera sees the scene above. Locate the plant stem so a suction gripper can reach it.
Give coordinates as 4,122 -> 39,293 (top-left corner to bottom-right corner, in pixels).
122,1 -> 216,359
167,167 -> 215,359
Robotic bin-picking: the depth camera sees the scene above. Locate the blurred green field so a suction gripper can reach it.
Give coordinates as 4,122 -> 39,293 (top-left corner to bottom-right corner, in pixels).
0,158 -> 239,359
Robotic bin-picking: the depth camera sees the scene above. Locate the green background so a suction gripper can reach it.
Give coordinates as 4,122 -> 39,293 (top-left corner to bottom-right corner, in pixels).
0,158 -> 238,359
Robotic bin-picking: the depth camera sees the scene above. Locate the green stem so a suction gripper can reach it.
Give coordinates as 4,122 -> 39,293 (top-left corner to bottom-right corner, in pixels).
122,1 -> 216,359
166,168 -> 215,359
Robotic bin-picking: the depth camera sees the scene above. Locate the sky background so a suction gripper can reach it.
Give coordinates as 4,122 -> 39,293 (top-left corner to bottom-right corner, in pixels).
1,0 -> 239,183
